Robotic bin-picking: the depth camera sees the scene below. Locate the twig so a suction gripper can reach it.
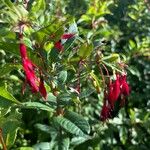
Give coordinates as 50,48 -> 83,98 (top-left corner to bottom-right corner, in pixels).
0,128 -> 7,150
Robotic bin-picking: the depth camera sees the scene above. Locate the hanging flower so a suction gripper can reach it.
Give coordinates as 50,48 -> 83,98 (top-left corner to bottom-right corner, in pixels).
23,59 -> 39,93
54,41 -> 64,52
100,101 -> 112,121
61,33 -> 75,39
39,77 -> 47,99
19,43 -> 47,99
19,43 -> 27,59
54,33 -> 75,52
100,73 -> 130,122
20,44 -> 39,93
108,75 -> 120,107
120,75 -> 130,96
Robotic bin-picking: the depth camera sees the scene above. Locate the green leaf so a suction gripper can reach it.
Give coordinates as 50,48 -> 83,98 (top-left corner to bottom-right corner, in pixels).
23,102 -> 54,112
0,42 -> 20,56
35,123 -> 58,140
0,64 -> 21,77
64,111 -> 90,134
55,138 -> 70,150
33,142 -> 51,150
2,0 -> 23,19
90,71 -> 101,91
79,88 -> 95,99
44,42 -> 54,53
57,93 -> 72,106
129,40 -> 136,49
16,147 -> 34,150
1,109 -> 21,147
58,71 -> 67,83
53,116 -> 87,136
102,53 -> 120,62
31,23 -> 64,44
5,123 -> 20,147
78,43 -> 93,58
30,0 -> 46,17
0,84 -> 21,104
71,136 -> 90,146
2,0 -> 14,9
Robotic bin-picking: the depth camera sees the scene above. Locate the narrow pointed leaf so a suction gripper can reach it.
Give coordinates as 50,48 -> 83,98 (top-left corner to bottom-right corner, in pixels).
0,85 -> 21,104
64,111 -> 90,134
53,116 -> 86,136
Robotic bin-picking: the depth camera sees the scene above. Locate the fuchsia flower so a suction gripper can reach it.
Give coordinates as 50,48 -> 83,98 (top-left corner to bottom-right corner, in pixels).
54,41 -> 64,52
108,75 -> 121,107
54,33 -> 75,52
61,33 -> 75,39
119,75 -> 130,96
100,73 -> 130,122
19,43 -> 27,58
19,43 -> 47,99
23,59 -> 39,93
39,77 -> 47,99
100,101 -> 112,121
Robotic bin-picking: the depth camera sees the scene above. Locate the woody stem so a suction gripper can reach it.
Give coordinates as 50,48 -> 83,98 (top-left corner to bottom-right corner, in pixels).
0,128 -> 7,150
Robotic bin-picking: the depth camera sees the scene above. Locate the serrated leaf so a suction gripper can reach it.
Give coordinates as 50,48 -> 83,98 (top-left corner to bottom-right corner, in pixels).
0,85 -> 21,104
53,116 -> 86,136
23,102 -> 54,112
78,43 -> 93,58
64,111 -> 90,134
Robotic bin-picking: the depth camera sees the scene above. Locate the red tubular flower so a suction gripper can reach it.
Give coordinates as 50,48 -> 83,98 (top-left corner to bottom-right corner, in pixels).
100,101 -> 112,121
22,58 -> 39,93
54,33 -> 75,52
39,77 -> 47,99
120,75 -> 130,96
101,73 -> 130,121
20,43 -> 27,59
112,75 -> 121,101
54,41 -> 64,52
61,33 -> 74,39
19,43 -> 40,94
108,75 -> 120,107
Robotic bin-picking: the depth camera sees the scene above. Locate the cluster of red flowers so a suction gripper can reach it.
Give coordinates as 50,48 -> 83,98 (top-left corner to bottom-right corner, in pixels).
100,74 -> 130,121
19,40 -> 47,99
19,33 -> 75,99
